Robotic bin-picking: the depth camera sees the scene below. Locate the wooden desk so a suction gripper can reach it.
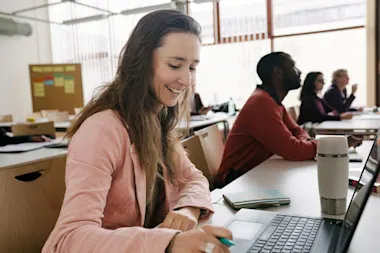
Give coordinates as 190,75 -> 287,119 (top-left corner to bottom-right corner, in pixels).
208,141 -> 378,253
0,121 -> 72,132
0,148 -> 68,253
353,113 -> 380,120
314,119 -> 380,135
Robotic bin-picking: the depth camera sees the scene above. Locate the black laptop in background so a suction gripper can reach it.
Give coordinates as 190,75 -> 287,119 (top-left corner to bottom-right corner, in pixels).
223,134 -> 379,253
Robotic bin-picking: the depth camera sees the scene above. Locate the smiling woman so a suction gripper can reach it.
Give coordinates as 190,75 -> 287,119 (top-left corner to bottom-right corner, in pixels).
42,9 -> 232,253
152,33 -> 200,108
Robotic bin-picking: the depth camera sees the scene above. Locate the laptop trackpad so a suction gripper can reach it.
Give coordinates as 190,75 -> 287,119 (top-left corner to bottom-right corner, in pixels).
227,220 -> 263,241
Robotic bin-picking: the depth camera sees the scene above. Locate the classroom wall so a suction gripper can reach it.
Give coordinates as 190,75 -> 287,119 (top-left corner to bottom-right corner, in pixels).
0,0 -> 52,121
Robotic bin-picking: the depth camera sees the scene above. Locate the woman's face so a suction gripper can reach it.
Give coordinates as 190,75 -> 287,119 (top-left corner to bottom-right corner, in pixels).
337,72 -> 349,87
151,32 -> 200,107
314,74 -> 325,92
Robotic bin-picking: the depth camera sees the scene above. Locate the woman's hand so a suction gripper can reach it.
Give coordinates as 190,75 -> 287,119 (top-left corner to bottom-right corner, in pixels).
340,112 -> 353,120
199,106 -> 212,115
31,135 -> 51,142
347,135 -> 363,148
159,207 -> 201,232
166,225 -> 233,253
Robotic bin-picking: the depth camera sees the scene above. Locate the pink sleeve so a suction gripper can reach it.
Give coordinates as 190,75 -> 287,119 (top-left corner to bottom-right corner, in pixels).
42,113 -> 178,253
173,148 -> 214,220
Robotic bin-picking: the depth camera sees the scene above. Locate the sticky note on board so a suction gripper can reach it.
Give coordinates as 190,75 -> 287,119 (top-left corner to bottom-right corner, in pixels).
44,75 -> 54,86
33,82 -> 45,97
64,76 -> 75,93
43,66 -> 53,72
54,66 -> 64,72
32,66 -> 42,72
65,65 -> 76,72
54,73 -> 64,87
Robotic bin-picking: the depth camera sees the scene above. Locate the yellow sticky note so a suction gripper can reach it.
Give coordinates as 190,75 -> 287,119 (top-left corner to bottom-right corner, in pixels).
33,82 -> 45,97
32,66 -> 42,72
54,76 -> 64,87
54,66 -> 64,72
43,66 -> 53,72
64,79 -> 75,94
65,65 -> 76,72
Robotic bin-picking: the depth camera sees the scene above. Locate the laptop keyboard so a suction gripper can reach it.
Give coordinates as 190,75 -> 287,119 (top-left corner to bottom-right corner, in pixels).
250,215 -> 322,253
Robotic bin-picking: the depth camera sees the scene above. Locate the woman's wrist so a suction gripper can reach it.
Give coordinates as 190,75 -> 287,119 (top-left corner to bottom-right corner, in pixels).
166,232 -> 180,253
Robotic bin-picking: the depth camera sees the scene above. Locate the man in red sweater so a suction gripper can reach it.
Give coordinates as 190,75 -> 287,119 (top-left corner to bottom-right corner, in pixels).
215,52 -> 317,188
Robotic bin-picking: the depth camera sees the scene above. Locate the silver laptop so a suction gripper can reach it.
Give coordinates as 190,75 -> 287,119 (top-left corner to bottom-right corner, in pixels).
224,135 -> 379,253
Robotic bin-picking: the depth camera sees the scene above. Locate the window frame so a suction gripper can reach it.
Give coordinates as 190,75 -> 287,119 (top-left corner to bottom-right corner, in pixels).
187,0 -> 365,48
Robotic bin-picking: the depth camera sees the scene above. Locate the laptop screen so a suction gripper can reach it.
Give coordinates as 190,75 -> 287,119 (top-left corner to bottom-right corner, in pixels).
335,134 -> 380,252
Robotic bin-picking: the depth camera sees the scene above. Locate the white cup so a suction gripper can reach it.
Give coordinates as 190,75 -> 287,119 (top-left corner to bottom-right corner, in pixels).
317,136 -> 349,215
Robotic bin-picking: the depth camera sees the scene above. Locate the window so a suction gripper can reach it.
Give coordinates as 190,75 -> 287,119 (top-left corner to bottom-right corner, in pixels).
273,0 -> 366,35
274,29 -> 366,107
219,0 -> 267,40
196,40 -> 271,109
48,0 -> 172,102
109,13 -> 146,76
188,2 -> 215,44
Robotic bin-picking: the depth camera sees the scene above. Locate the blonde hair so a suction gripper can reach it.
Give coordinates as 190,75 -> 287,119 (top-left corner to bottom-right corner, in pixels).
332,69 -> 348,85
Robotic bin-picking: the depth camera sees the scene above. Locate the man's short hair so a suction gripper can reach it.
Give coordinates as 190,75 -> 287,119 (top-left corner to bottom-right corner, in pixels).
257,52 -> 290,83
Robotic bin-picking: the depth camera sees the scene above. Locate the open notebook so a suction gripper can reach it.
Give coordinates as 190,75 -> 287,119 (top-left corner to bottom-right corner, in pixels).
0,139 -> 68,153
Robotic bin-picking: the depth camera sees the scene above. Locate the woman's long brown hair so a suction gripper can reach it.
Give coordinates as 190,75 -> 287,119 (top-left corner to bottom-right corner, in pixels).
66,10 -> 202,198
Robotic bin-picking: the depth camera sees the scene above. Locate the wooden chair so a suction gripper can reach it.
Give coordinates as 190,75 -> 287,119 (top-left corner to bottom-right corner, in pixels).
0,114 -> 13,123
194,124 -> 225,188
74,107 -> 83,115
32,112 -> 42,119
46,111 -> 69,122
181,135 -> 212,188
41,109 -> 58,119
11,121 -> 56,138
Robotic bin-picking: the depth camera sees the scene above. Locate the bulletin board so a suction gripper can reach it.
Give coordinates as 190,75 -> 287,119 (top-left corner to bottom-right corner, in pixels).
29,63 -> 84,114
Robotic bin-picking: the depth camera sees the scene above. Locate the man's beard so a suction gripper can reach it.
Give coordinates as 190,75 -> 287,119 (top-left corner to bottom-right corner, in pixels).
284,77 -> 301,91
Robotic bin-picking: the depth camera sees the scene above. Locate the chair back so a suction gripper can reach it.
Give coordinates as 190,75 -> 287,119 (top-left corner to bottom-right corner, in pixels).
194,124 -> 224,184
41,109 -> 58,119
0,114 -> 13,123
11,121 -> 55,138
181,135 -> 212,187
74,107 -> 83,115
46,111 -> 69,122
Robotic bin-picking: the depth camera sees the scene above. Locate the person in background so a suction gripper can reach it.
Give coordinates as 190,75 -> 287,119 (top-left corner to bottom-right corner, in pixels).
215,52 -> 318,188
190,85 -> 212,115
298,71 -> 353,125
42,10 -> 231,253
323,69 -> 360,113
0,128 -> 50,147
215,53 -> 361,188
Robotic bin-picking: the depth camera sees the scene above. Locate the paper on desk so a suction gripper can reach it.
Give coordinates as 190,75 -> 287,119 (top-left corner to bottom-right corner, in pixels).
0,139 -> 65,153
211,189 -> 224,204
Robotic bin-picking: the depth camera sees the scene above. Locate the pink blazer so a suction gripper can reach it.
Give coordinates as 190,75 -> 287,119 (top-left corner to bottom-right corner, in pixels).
43,110 -> 214,253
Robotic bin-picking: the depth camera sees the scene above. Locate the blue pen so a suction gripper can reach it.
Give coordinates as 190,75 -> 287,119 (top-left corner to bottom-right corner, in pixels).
218,237 -> 235,247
